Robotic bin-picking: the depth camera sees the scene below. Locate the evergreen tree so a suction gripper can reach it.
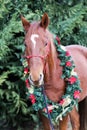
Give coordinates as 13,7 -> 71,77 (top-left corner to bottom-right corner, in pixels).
0,0 -> 87,129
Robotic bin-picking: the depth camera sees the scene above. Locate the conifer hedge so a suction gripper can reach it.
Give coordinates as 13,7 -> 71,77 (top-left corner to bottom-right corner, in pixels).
0,0 -> 87,129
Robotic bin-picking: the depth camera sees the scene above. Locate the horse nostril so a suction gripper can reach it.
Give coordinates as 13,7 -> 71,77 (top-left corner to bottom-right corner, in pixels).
29,74 -> 33,82
40,74 -> 42,80
39,74 -> 43,81
29,73 -> 44,86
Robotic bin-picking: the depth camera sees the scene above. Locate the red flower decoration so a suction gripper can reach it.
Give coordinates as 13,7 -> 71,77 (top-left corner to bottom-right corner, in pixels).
49,109 -> 53,113
25,79 -> 30,88
74,90 -> 80,99
29,94 -> 36,104
56,36 -> 61,44
68,76 -> 77,84
66,61 -> 72,67
43,105 -> 53,113
24,68 -> 28,74
59,99 -> 65,105
66,51 -> 71,57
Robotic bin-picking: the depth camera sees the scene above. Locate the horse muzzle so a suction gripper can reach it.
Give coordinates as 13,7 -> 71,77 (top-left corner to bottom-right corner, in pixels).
28,73 -> 44,86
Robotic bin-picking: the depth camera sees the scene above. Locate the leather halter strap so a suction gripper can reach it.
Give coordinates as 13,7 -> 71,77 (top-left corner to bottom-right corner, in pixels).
25,55 -> 44,60
24,42 -> 51,73
25,42 -> 51,61
24,54 -> 48,74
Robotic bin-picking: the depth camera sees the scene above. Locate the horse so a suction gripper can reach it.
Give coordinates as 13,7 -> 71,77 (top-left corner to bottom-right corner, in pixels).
21,13 -> 87,130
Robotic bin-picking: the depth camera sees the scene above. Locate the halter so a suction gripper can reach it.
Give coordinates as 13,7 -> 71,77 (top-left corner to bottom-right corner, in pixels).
23,54 -> 54,130
25,55 -> 44,60
24,40 -> 51,59
22,41 -> 54,129
24,42 -> 51,74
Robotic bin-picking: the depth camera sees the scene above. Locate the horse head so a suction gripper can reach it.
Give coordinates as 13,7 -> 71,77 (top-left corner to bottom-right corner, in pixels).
21,13 -> 55,86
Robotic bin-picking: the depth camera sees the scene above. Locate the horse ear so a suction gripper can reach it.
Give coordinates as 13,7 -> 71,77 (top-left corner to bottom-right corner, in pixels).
40,13 -> 49,29
21,16 -> 30,32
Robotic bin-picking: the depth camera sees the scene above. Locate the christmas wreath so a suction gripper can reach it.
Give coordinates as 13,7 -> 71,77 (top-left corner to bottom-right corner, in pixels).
21,36 -> 81,123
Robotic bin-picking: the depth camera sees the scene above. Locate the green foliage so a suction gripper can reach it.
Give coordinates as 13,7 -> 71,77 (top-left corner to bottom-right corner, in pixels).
0,0 -> 87,129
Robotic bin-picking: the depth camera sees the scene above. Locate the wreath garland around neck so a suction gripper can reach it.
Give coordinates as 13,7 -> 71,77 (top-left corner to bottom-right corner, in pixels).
21,36 -> 81,124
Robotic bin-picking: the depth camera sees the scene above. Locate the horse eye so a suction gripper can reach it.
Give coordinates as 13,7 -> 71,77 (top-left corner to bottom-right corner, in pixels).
44,43 -> 48,46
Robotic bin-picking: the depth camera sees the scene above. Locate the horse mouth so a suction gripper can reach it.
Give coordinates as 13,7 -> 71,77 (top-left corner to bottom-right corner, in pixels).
29,80 -> 44,87
28,74 -> 44,87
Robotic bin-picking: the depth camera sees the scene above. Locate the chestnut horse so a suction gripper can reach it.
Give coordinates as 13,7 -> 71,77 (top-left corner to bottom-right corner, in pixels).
21,13 -> 87,130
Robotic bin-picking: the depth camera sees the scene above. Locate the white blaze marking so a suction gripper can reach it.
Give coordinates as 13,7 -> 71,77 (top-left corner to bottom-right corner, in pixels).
31,34 -> 39,48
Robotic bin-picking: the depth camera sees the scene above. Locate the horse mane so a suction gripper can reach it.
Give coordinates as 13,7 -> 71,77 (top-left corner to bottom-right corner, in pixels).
38,25 -> 57,74
47,34 -> 57,73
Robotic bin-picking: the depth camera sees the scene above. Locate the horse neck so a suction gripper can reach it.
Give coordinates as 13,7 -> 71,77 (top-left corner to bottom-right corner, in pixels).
44,42 -> 65,102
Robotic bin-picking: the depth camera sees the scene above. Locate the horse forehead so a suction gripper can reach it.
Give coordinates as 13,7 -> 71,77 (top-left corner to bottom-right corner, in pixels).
31,34 -> 39,41
30,34 -> 39,48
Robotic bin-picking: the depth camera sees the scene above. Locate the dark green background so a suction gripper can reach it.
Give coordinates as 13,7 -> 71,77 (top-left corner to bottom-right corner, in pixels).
0,0 -> 87,129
